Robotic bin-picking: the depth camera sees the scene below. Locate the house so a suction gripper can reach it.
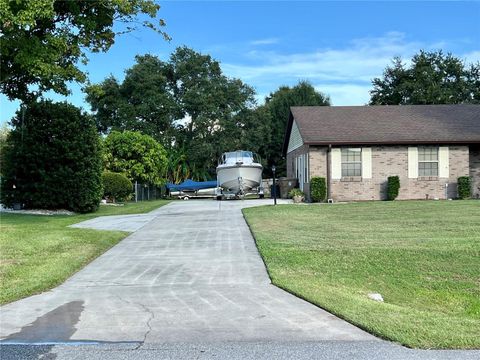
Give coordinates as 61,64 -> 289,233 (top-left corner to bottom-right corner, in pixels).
283,105 -> 480,201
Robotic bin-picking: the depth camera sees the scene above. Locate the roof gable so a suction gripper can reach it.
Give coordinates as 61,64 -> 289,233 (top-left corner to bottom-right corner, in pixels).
287,120 -> 303,153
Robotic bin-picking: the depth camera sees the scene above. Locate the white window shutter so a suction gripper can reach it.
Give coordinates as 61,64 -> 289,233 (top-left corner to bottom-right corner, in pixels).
408,147 -> 418,178
361,148 -> 372,179
331,148 -> 341,179
439,146 -> 449,178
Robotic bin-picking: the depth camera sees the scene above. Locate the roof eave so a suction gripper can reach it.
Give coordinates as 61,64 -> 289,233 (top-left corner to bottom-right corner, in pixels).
304,140 -> 480,146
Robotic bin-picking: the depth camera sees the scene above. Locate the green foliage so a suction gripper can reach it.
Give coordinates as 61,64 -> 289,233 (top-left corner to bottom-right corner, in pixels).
0,123 -> 10,175
457,176 -> 471,199
387,176 -> 400,201
263,81 -> 330,176
370,51 -> 480,105
87,47 -> 256,179
221,106 -> 273,172
86,50 -> 331,180
102,171 -> 132,202
163,46 -> 254,178
85,55 -> 179,141
0,100 -> 103,213
104,130 -> 167,186
166,147 -> 209,183
0,0 -> 168,102
310,176 -> 327,202
288,188 -> 305,198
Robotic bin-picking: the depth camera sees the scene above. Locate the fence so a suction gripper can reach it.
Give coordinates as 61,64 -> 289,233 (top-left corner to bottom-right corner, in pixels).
133,181 -> 166,202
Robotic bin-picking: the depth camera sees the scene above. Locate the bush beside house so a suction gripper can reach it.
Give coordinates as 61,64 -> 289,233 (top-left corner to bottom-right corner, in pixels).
387,176 -> 400,200
457,176 -> 471,199
310,176 -> 327,202
0,100 -> 103,213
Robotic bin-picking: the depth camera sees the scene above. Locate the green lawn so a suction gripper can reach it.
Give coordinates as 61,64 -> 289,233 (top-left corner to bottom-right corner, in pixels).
0,199 -> 170,305
243,201 -> 480,349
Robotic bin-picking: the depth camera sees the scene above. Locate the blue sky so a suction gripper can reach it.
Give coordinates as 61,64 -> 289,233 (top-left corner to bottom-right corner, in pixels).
1,0 -> 479,124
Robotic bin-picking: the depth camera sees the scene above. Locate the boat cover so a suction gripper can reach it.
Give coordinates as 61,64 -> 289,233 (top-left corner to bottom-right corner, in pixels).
167,179 -> 217,191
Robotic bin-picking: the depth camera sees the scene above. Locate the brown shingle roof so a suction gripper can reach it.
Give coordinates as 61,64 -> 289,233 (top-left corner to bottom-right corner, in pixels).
284,105 -> 480,154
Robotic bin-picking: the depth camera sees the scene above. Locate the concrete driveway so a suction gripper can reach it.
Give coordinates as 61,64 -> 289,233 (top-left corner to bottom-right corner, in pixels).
0,199 -> 374,344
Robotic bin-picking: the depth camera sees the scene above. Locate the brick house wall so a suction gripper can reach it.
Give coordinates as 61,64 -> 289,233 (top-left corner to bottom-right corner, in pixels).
309,147 -> 328,179
296,145 -> 472,201
470,146 -> 480,198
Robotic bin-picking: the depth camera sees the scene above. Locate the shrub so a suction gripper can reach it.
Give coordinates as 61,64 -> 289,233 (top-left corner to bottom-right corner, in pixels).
288,188 -> 305,198
0,100 -> 103,213
457,176 -> 471,199
104,130 -> 167,186
310,176 -> 327,202
387,176 -> 400,200
102,172 -> 133,202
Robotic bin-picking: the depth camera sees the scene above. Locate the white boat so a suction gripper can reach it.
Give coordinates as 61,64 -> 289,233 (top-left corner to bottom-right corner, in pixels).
216,150 -> 264,199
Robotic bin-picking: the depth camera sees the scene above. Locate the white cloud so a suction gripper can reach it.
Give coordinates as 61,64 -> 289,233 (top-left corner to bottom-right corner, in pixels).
224,32 -> 427,83
315,84 -> 371,106
221,32 -> 479,105
250,38 -> 279,46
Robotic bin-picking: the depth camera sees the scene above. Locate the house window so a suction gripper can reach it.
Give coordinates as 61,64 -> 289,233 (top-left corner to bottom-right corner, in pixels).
418,146 -> 439,176
341,148 -> 362,177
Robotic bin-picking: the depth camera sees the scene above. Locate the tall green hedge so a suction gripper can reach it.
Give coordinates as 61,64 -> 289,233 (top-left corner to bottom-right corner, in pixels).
457,176 -> 471,199
0,100 -> 103,213
102,171 -> 132,202
310,176 -> 327,202
387,176 -> 400,200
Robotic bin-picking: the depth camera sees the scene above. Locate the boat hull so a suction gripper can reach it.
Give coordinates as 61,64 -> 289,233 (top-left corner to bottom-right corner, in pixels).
216,164 -> 263,193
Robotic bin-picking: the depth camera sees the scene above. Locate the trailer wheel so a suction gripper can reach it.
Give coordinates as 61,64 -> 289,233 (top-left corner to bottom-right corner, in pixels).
259,194 -> 264,199
216,195 -> 223,201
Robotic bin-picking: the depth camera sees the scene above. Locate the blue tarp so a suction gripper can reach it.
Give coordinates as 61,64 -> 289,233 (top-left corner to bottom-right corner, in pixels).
167,179 -> 217,191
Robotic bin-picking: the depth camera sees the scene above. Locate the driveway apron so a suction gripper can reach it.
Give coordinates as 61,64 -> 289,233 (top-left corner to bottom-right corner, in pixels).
0,200 -> 375,344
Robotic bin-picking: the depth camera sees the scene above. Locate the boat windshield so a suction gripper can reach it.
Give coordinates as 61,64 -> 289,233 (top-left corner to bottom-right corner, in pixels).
219,151 -> 260,165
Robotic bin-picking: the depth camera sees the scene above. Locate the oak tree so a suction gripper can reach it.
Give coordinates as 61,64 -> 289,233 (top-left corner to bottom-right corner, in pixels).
370,50 -> 480,105
1,0 -> 168,101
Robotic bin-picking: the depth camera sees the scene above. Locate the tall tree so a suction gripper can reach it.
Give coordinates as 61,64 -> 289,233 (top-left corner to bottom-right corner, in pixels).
1,0 -> 168,102
262,81 -> 330,176
86,55 -> 179,143
166,47 -> 256,176
228,106 -> 273,168
370,50 -> 480,105
87,47 -> 256,180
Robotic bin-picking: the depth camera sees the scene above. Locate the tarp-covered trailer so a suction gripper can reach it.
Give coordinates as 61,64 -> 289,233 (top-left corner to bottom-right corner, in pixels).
166,180 -> 218,200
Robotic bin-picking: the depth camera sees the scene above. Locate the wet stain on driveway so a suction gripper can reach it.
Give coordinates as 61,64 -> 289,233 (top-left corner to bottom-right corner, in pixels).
2,301 -> 84,343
